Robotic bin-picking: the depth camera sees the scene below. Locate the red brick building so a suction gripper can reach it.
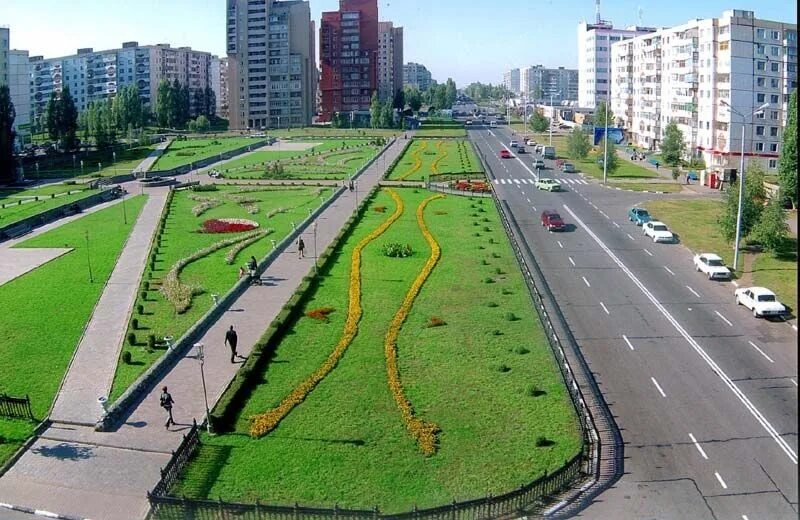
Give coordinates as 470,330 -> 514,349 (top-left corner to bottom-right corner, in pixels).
319,0 -> 378,123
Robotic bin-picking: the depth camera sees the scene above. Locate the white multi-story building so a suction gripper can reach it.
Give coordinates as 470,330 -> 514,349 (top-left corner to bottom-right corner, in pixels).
503,68 -> 521,95
0,28 -> 32,149
403,62 -> 432,91
519,65 -> 579,103
578,20 -> 657,109
612,9 -> 797,172
227,0 -> 315,130
378,22 -> 403,103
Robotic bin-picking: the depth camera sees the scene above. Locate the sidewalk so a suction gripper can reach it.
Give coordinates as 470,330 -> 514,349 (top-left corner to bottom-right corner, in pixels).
0,136 -> 412,520
133,139 -> 172,174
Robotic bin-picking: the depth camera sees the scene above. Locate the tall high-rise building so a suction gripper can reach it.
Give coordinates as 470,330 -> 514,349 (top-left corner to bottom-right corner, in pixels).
210,56 -> 229,119
0,28 -> 8,86
503,68 -> 521,95
227,0 -> 315,130
378,21 -> 403,102
578,17 -> 656,108
519,65 -> 579,102
0,28 -> 32,149
403,62 -> 432,91
611,9 -> 797,172
319,0 -> 379,122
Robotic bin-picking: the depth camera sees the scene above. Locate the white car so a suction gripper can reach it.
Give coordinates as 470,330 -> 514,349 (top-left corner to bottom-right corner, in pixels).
693,253 -> 732,280
510,140 -> 519,148
642,221 -> 674,243
735,287 -> 787,318
526,139 -> 536,146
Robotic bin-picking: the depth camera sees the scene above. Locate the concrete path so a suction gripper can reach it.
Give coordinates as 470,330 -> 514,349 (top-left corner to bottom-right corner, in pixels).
0,248 -> 72,286
49,188 -> 171,425
0,136 -> 412,520
133,139 -> 172,174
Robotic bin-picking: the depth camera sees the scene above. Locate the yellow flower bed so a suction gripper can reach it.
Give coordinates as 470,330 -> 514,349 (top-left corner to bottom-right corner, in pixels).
430,141 -> 447,175
398,140 -> 427,180
249,189 -> 405,438
384,194 -> 445,456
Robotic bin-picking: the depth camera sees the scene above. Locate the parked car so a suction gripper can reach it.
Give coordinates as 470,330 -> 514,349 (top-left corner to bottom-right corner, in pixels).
541,210 -> 566,231
642,221 -> 674,242
561,162 -> 576,173
532,159 -> 546,169
693,253 -> 732,280
510,140 -> 519,148
499,149 -> 512,159
559,124 -> 571,129
627,207 -> 652,226
735,287 -> 787,318
535,178 -> 561,192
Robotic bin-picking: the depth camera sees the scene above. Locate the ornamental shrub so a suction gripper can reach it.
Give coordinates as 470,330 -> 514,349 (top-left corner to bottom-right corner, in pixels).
121,351 -> 132,365
484,277 -> 495,284
131,318 -> 139,330
505,312 -> 518,321
137,304 -> 144,315
497,363 -> 511,373
426,316 -> 446,328
141,290 -> 147,301
528,384 -> 546,397
148,334 -> 156,350
481,259 -> 489,265
127,332 -> 136,346
381,242 -> 413,258
514,345 -> 530,355
487,301 -> 499,308
306,307 -> 335,322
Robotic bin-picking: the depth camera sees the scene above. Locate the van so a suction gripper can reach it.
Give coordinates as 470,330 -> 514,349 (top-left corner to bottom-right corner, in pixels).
543,146 -> 556,159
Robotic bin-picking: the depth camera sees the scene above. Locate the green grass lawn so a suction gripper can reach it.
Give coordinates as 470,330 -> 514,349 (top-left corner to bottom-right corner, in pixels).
217,139 -> 380,180
0,185 -> 100,227
643,199 -> 797,312
415,128 -> 467,138
269,128 -> 400,138
108,186 -> 335,401
29,145 -> 158,179
151,138 -> 256,172
612,182 -> 684,193
387,140 -> 483,181
0,196 -> 146,466
170,188 -> 581,511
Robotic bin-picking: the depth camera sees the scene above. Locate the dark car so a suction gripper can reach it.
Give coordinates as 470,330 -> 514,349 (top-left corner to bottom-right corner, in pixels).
541,210 -> 565,231
517,145 -> 525,153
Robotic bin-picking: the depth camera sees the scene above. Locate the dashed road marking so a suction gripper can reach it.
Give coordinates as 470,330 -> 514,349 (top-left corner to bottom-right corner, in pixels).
715,471 -> 728,489
643,248 -> 653,256
599,302 -> 610,315
686,286 -> 701,298
664,266 -> 676,276
613,222 -> 620,228
622,335 -> 635,351
568,256 -> 576,266
715,311 -> 733,327
748,341 -> 774,363
557,240 -> 563,249
688,433 -> 709,460
627,233 -> 635,241
651,377 -> 667,397
582,276 -> 591,288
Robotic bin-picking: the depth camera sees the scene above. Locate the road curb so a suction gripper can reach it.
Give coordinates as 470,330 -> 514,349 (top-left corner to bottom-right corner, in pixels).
0,502 -> 91,520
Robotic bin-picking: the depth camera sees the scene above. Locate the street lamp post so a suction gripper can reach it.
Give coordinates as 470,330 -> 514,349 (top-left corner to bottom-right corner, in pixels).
194,343 -> 213,434
720,100 -> 769,273
121,190 -> 127,224
602,90 -> 609,185
313,221 -> 318,276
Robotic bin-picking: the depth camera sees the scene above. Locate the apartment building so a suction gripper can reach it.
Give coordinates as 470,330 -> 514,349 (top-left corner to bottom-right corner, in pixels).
227,0 -> 315,130
612,9 -> 797,171
503,68 -> 521,95
578,20 -> 657,108
519,65 -> 579,102
403,62 -> 432,91
0,27 -> 8,86
28,42 -> 214,128
377,21 -> 403,102
0,28 -> 32,148
210,56 -> 229,118
319,0 -> 379,122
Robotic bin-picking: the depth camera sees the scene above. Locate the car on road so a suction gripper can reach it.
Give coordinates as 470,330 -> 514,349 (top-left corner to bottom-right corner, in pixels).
517,145 -> 525,153
627,207 -> 652,226
489,121 -> 498,128
543,146 -> 556,159
561,162 -> 576,173
735,287 -> 787,318
499,149 -> 512,159
526,139 -> 536,146
693,253 -> 732,280
541,210 -> 566,231
532,159 -> 546,169
642,221 -> 674,242
510,140 -> 519,148
535,178 -> 561,192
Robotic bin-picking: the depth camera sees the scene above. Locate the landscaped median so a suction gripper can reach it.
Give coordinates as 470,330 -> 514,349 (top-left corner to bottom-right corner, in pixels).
167,188 -> 581,512
386,139 -> 483,181
149,137 -> 261,172
0,183 -> 100,228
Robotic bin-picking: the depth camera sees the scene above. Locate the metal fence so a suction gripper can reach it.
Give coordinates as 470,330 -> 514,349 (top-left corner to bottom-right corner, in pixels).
149,419 -> 200,498
427,183 -> 492,198
0,394 -> 34,420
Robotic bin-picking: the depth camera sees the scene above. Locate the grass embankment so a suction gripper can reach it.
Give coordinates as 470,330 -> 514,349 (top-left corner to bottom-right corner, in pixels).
612,183 -> 683,193
387,139 -> 482,181
217,139 -> 380,180
108,186 -> 334,401
415,128 -> 467,138
0,196 -> 146,465
28,145 -> 158,179
0,185 -> 100,227
170,188 -> 581,511
644,199 -> 797,312
269,128 -> 400,138
151,138 -> 256,171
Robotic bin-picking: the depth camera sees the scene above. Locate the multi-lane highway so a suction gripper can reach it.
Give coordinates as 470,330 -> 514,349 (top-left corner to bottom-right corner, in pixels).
469,124 -> 798,519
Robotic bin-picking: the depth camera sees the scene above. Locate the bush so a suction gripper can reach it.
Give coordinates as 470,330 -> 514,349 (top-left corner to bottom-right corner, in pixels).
127,332 -> 137,346
143,281 -> 149,291
306,307 -> 335,322
484,277 -> 495,284
481,259 -> 489,265
122,351 -> 132,365
382,242 -> 413,258
505,312 -> 518,321
132,318 -> 139,330
141,290 -> 148,301
497,363 -> 511,373
514,345 -> 530,355
148,334 -> 156,350
527,384 -> 546,397
501,288 -> 513,295
426,316 -> 446,328
495,267 -> 504,275
137,304 -> 144,315
535,436 -> 553,447
487,301 -> 499,308
492,329 -> 503,336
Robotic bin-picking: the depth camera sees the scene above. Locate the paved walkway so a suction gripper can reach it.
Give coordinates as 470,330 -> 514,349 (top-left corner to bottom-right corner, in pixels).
0,136 -> 411,520
133,139 -> 172,174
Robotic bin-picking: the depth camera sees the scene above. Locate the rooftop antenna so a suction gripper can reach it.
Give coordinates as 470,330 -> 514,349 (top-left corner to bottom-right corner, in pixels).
595,0 -> 601,24
638,6 -> 644,26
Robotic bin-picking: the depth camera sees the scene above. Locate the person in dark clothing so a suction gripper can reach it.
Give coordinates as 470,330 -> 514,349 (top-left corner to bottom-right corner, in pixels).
159,386 -> 175,429
225,325 -> 239,363
298,237 -> 305,259
247,256 -> 257,271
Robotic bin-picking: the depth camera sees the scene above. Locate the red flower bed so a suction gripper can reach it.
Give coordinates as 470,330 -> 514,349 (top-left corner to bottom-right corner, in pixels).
453,180 -> 491,193
201,218 -> 259,233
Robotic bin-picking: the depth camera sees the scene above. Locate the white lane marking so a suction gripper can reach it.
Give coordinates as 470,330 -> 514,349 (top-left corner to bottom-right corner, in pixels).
622,335 -> 635,351
792,324 -> 798,332
742,515 -> 750,520
688,433 -> 709,460
715,311 -> 734,327
600,211 -> 609,218
568,256 -> 576,266
686,286 -> 701,298
582,276 -> 591,287
526,198 -> 531,203
557,240 -> 564,249
599,301 -> 610,315
651,377 -> 667,397
562,203 -> 799,465
488,130 -> 540,181
715,471 -> 728,489
791,378 -> 797,387
613,222 -> 620,228
664,266 -> 676,276
493,179 -> 499,185
748,341 -> 775,363
643,248 -> 653,256
532,205 -> 537,211
514,179 -> 521,184
627,233 -> 635,241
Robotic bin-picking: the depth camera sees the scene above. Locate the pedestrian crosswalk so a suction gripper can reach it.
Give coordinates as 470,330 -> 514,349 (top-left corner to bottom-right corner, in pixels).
492,178 -> 589,185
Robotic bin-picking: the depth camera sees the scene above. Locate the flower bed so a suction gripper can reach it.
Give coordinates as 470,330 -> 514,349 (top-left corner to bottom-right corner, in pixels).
452,180 -> 491,193
201,218 -> 260,233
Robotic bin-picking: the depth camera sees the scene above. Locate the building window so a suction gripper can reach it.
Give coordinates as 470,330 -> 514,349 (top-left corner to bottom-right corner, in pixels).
771,110 -> 779,119
770,78 -> 779,88
756,111 -> 766,119
771,30 -> 780,40
756,28 -> 766,39
757,93 -> 765,102
770,94 -> 779,103
755,142 -> 764,151
770,127 -> 778,137
756,126 -> 765,136
770,143 -> 778,152
770,62 -> 779,72
768,159 -> 777,168
771,46 -> 780,57
757,77 -> 765,87
756,61 -> 765,70
756,44 -> 765,55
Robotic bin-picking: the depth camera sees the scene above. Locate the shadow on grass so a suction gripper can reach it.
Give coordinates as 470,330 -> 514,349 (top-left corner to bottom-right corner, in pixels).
171,444 -> 233,498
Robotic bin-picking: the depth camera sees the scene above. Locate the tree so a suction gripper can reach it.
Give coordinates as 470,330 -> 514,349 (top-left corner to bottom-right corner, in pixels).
751,197 -> 789,255
392,88 -> 405,111
192,88 -> 206,119
369,92 -> 382,128
593,101 -> 614,128
179,82 -> 191,128
104,96 -> 117,145
0,86 -> 16,184
530,111 -> 549,132
195,115 -> 210,133
156,80 -> 171,128
532,86 -> 543,102
444,78 -> 457,108
92,102 -> 110,149
204,87 -> 216,118
567,127 -> 590,160
380,103 -> 394,129
433,84 -> 448,110
720,162 -> 767,242
778,89 -> 797,209
46,92 -> 60,142
404,86 -> 422,112
169,79 -> 183,128
601,137 -> 619,176
661,121 -> 685,167
59,86 -> 79,150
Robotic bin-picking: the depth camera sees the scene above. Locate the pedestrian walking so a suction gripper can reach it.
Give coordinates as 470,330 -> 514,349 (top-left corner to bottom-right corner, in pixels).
655,161 -> 660,170
298,237 -> 306,259
225,325 -> 239,363
159,386 -> 175,429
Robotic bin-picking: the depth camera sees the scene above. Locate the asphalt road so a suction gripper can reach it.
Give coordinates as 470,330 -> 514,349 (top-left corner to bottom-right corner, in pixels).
469,125 -> 798,519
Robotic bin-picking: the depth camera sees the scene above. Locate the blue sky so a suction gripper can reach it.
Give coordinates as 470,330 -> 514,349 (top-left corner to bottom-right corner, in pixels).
3,0 -> 796,86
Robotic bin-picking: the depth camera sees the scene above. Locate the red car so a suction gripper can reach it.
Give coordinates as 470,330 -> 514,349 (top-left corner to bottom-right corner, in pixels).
499,149 -> 512,159
541,210 -> 566,231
